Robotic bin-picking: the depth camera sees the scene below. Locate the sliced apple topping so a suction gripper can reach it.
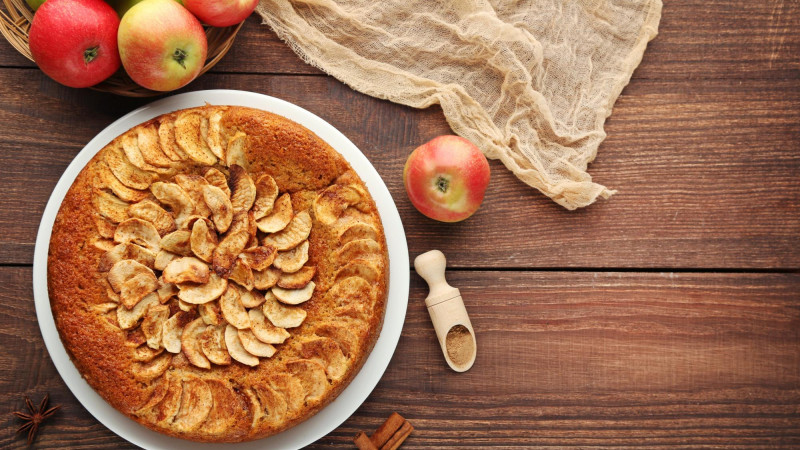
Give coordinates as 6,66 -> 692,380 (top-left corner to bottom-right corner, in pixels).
154,249 -> 179,271
248,308 -> 290,344
300,337 -> 348,381
160,230 -> 193,256
338,222 -> 378,245
128,199 -> 176,236
250,383 -> 287,424
156,280 -> 178,304
206,109 -> 226,159
108,259 -> 158,309
172,376 -> 213,432
199,324 -> 231,366
238,329 -> 276,358
219,285 -> 250,329
334,259 -> 381,283
272,241 -> 309,273
252,174 -> 279,220
272,281 -> 316,306
162,256 -> 210,284
203,379 -> 246,436
121,131 -> 173,174
117,293 -> 159,330
202,184 -> 233,234
181,318 -> 210,369
142,304 -> 170,349
203,168 -> 230,198
104,143 -> 157,190
314,323 -> 357,358
225,131 -> 248,169
225,324 -> 259,366
93,189 -> 130,224
93,215 -> 117,239
277,266 -> 316,290
114,218 -> 161,254
199,302 -> 223,326
151,182 -> 195,228
262,210 -> 312,251
95,162 -> 148,203
286,359 -> 328,402
228,259 -> 254,290
157,119 -> 188,161
262,291 -> 307,329
155,376 -> 183,424
333,238 -> 382,265
132,344 -> 164,363
178,272 -> 227,304
99,243 -> 155,272
174,112 -> 217,165
229,165 -> 256,215
131,352 -> 172,382
137,124 -> 174,168
239,288 -> 266,309
256,193 -> 292,233
175,174 -> 212,218
313,184 -> 362,225
253,267 -> 281,290
162,311 -> 193,353
212,230 -> 249,277
240,245 -> 277,271
190,218 -> 218,262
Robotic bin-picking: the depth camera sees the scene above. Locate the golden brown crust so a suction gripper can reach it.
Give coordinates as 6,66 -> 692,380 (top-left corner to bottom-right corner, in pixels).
48,106 -> 389,442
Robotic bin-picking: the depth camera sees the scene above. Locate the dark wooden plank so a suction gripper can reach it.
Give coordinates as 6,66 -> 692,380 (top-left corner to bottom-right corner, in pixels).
1,267 -> 798,447
0,70 -> 797,268
1,0 -> 798,80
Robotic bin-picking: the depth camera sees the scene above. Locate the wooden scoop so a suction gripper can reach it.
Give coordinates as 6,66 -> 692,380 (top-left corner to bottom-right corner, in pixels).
414,250 -> 476,372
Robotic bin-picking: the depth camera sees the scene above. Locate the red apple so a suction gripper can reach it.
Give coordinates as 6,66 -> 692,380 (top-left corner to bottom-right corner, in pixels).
29,0 -> 121,88
404,135 -> 490,222
118,0 -> 207,91
183,0 -> 258,27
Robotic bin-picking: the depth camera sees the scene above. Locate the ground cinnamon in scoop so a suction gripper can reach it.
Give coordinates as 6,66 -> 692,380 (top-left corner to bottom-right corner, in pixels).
445,325 -> 473,366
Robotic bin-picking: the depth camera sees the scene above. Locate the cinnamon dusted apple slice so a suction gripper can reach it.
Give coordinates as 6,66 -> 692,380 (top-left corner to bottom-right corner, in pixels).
250,383 -> 287,425
262,291 -> 306,329
91,237 -> 115,252
203,380 -> 248,436
327,276 -> 374,308
313,184 -> 362,225
198,302 -> 223,326
229,165 -> 256,215
154,249 -> 179,271
151,182 -> 194,228
203,168 -> 230,197
334,259 -> 381,283
95,162 -> 148,203
160,230 -> 193,256
225,324 -> 259,366
272,281 -> 316,305
253,267 -> 281,290
175,174 -> 212,218
333,238 -> 382,265
99,243 -> 155,272
121,131 -> 174,174
162,311 -> 193,353
239,245 -> 277,271
135,378 -> 169,415
300,337 -> 347,381
225,131 -> 248,169
252,174 -> 279,220
202,184 -> 233,234
199,324 -> 231,366
93,189 -> 130,224
174,112 -> 217,165
190,218 -> 218,262
156,280 -> 178,303
91,302 -> 118,314
212,230 -> 249,278
277,266 -> 316,290
238,329 -> 276,358
157,120 -> 188,161
255,193 -> 292,233
132,345 -> 164,362
178,299 -> 195,312
104,143 -> 157,190
114,218 -> 161,253
172,376 -> 213,432
109,260 -> 159,309
206,109 -> 226,159
155,376 -> 182,424
248,308 -> 289,344
229,259 -> 254,290
338,222 -> 378,245
239,288 -> 265,308
163,256 -> 210,284
262,210 -> 312,251
178,273 -> 227,304
128,199 -> 176,236
219,285 -> 250,329
93,215 -> 117,239
142,304 -> 170,349
286,359 -> 328,402
117,293 -> 159,329
131,352 -> 172,382
315,323 -> 358,358
269,374 -> 305,413
108,259 -> 151,292
181,318 -> 210,369
137,124 -> 174,168
272,241 -> 309,273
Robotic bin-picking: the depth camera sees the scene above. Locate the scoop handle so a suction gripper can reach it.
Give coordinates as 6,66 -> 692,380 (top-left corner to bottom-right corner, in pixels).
414,250 -> 459,304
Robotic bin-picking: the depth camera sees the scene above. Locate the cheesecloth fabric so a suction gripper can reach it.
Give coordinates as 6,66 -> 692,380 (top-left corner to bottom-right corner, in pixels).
256,0 -> 662,209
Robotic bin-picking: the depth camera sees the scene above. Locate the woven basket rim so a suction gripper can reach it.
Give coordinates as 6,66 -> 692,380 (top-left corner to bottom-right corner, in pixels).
0,0 -> 243,97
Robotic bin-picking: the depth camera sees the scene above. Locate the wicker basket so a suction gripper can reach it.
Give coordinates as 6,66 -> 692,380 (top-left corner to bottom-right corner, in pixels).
0,0 -> 243,97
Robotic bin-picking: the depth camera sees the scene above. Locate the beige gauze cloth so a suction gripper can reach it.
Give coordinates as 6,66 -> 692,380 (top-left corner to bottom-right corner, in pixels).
256,0 -> 662,209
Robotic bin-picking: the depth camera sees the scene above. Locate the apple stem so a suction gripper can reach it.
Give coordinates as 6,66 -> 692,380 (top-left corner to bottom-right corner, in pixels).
436,176 -> 450,193
172,49 -> 188,69
83,46 -> 99,65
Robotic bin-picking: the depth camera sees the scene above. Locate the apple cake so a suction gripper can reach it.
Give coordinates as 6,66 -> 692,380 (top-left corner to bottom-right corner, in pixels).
47,105 -> 389,442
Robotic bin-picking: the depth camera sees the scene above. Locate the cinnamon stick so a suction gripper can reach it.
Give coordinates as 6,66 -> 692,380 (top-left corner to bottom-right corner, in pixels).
380,421 -> 414,450
370,412 -> 406,447
354,431 -> 378,450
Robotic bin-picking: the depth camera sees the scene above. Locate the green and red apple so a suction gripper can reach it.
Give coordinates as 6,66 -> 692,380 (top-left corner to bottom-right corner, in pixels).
404,135 -> 491,222
183,0 -> 258,27
118,0 -> 207,91
29,0 -> 121,88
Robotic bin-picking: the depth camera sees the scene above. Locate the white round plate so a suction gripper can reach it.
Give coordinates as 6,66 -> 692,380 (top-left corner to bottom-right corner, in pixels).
32,90 -> 409,449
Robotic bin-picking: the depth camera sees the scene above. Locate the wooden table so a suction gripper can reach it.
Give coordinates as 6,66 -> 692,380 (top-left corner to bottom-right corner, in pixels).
1,1 -> 798,448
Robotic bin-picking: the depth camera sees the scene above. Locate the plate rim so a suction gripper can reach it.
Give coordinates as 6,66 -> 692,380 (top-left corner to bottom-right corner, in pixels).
32,89 -> 409,450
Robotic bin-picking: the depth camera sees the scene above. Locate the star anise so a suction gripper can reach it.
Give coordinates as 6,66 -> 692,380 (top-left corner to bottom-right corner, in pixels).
13,393 -> 61,446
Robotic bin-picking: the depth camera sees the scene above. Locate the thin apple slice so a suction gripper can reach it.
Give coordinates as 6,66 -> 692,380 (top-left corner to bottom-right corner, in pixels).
239,245 -> 277,271
334,259 -> 381,283
255,193 -> 292,233
269,374 -> 304,413
95,162 -> 148,203
212,230 -> 249,278
286,359 -> 328,402
157,119 -> 188,161
131,352 -> 172,382
108,259 -> 151,292
248,308 -> 289,344
225,131 -> 248,169
229,165 -> 256,215
175,174 -> 212,218
272,240 -> 309,273
272,281 -> 315,306
93,189 -> 130,224
111,262 -> 159,309
117,293 -> 159,330
250,383 -> 287,424
154,249 -> 179,271
252,174 -> 279,220
338,222 -> 378,245
262,211 -> 311,251
239,288 -> 265,309
228,259 -> 254,290
156,280 -> 178,304
178,272 -> 227,304
225,324 -> 259,366
132,344 -> 164,363
198,302 -> 223,326
314,323 -> 358,358
300,337 -> 348,381
219,285 -> 250,329
238,329 -> 276,358
181,318 -> 210,369
253,267 -> 281,290
137,124 -> 174,167
277,266 -> 316,290
206,109 -> 226,159
99,243 -> 155,272
203,168 -> 230,197
155,376 -> 182,424
262,290 -> 306,329
114,218 -> 161,254
199,324 -> 231,366
128,199 -> 176,236
172,376 -> 213,432
203,379 -> 246,436
121,131 -> 173,174
333,238 -> 382,265
162,256 -> 210,284
142,304 -> 169,349
174,112 -> 217,165
159,230 -> 193,256
151,182 -> 194,228
313,184 -> 362,225
104,143 -> 157,190
202,184 -> 233,234
93,215 -> 117,239
190,218 -> 218,262
162,311 -> 193,353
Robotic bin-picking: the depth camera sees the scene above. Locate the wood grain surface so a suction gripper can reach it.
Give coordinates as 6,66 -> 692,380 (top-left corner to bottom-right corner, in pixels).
0,0 -> 798,447
1,267 -> 798,448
